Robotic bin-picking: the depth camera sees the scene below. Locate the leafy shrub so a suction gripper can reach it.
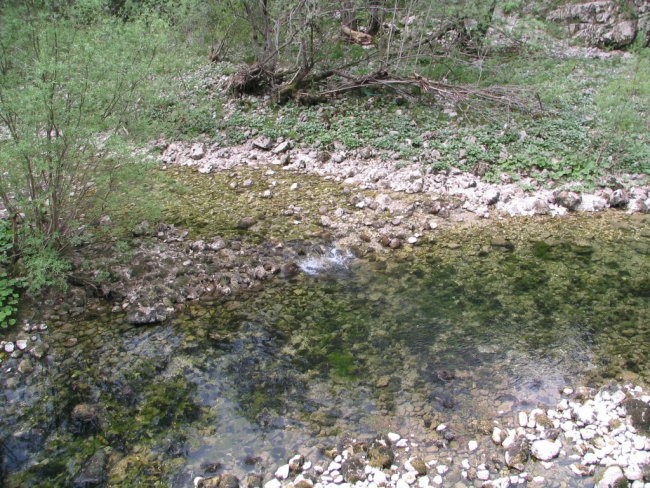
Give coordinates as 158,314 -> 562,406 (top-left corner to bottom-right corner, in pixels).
0,222 -> 19,328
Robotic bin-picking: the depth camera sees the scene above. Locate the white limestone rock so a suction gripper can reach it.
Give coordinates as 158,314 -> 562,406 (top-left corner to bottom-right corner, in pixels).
531,440 -> 562,461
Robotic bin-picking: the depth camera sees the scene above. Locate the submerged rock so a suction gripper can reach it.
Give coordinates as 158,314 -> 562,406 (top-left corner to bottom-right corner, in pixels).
127,304 -> 168,325
72,449 -> 107,488
368,440 -> 395,468
70,403 -> 101,434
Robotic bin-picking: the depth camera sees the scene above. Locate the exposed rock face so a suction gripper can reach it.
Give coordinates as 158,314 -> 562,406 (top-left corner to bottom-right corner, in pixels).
548,1 -> 648,49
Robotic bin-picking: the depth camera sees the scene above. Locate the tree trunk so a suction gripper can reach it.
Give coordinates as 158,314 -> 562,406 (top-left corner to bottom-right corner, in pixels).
367,0 -> 382,36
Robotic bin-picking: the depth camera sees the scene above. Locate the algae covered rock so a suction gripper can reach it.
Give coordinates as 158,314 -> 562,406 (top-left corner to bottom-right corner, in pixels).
368,439 -> 394,468
72,449 -> 107,488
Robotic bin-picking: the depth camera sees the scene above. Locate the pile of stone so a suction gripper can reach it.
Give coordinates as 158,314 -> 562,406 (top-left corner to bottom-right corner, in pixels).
494,385 -> 650,487
193,384 -> 649,488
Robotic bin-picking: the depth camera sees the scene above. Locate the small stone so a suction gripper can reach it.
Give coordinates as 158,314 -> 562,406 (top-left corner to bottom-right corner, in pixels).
219,474 -> 240,488
30,343 -> 48,359
190,143 -> 206,160
476,469 -> 490,481
264,480 -> 282,488
15,340 -> 28,350
396,480 -> 410,488
432,476 -> 442,485
395,438 -> 408,448
17,358 -> 33,374
435,465 -> 448,475
518,412 -> 528,427
531,440 -> 561,461
468,440 -> 478,452
237,217 -> 256,229
72,450 -> 107,488
555,191 -> 581,211
407,236 -> 418,245
373,471 -> 388,486
4,342 -> 15,353
570,463 -> 594,476
388,432 -> 401,443
484,188 -> 500,205
596,465 -> 625,488
436,424 -> 447,432
262,189 -> 272,198
273,141 -> 291,154
290,183 -> 299,191
623,464 -> 643,481
402,472 -> 417,484
275,464 -> 290,480
492,427 -> 506,445
289,455 -> 305,472
408,457 -> 427,476
253,136 -> 272,150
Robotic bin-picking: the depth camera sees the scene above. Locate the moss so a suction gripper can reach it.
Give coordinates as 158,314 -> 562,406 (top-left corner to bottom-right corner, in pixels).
327,351 -> 357,378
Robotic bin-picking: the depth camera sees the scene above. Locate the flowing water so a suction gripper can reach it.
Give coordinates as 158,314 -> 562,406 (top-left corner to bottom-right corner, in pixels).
1,213 -> 649,486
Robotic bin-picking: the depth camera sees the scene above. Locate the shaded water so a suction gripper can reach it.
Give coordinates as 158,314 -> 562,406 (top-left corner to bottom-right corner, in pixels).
1,214 -> 649,486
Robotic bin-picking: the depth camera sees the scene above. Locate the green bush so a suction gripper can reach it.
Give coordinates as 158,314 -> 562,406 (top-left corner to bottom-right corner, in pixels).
0,1 -> 188,292
0,222 -> 19,328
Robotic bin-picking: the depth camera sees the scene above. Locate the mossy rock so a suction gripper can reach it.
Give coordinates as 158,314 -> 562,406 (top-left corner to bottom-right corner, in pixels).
368,441 -> 394,469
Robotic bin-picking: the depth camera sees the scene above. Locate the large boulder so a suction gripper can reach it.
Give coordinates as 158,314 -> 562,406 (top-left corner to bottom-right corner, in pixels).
547,1 -> 647,49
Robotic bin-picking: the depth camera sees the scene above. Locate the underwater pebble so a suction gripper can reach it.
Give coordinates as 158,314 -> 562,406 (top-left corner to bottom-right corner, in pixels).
388,433 -> 401,443
275,464 -> 290,480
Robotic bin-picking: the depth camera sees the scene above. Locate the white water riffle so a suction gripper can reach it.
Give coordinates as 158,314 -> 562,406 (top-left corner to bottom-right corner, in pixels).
298,247 -> 355,276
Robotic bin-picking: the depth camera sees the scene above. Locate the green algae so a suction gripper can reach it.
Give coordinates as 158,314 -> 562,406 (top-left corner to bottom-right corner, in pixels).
159,167 -> 346,242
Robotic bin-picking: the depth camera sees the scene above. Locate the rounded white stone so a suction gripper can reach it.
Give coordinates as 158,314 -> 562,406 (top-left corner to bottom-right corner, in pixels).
396,479 -> 410,488
477,469 -> 490,481
518,412 -> 528,427
388,432 -> 401,443
432,476 -> 442,485
265,479 -> 283,488
402,472 -> 417,485
275,464 -> 290,480
468,440 -> 478,452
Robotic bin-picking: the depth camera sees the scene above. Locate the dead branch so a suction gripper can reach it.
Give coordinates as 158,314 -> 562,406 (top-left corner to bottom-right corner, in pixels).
302,72 -> 534,112
341,24 -> 373,46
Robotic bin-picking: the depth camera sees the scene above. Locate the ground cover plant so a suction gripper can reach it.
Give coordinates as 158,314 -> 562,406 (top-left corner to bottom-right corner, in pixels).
0,0 -> 648,304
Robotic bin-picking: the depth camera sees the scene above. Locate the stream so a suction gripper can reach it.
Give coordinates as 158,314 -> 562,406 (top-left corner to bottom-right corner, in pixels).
1,213 -> 649,486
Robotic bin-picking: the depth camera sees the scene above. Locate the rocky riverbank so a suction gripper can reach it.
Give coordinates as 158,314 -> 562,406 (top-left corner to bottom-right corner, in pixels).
194,384 -> 650,488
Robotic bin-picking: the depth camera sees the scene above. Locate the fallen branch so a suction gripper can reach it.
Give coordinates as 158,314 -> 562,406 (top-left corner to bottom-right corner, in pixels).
341,24 -> 373,46
298,72 -> 535,112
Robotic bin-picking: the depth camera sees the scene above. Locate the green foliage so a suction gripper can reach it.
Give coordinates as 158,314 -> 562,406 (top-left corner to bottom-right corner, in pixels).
19,230 -> 72,293
0,3 -> 170,245
0,222 -> 19,328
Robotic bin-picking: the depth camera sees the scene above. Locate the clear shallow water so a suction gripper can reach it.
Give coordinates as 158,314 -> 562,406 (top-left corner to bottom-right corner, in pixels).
1,214 -> 649,486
